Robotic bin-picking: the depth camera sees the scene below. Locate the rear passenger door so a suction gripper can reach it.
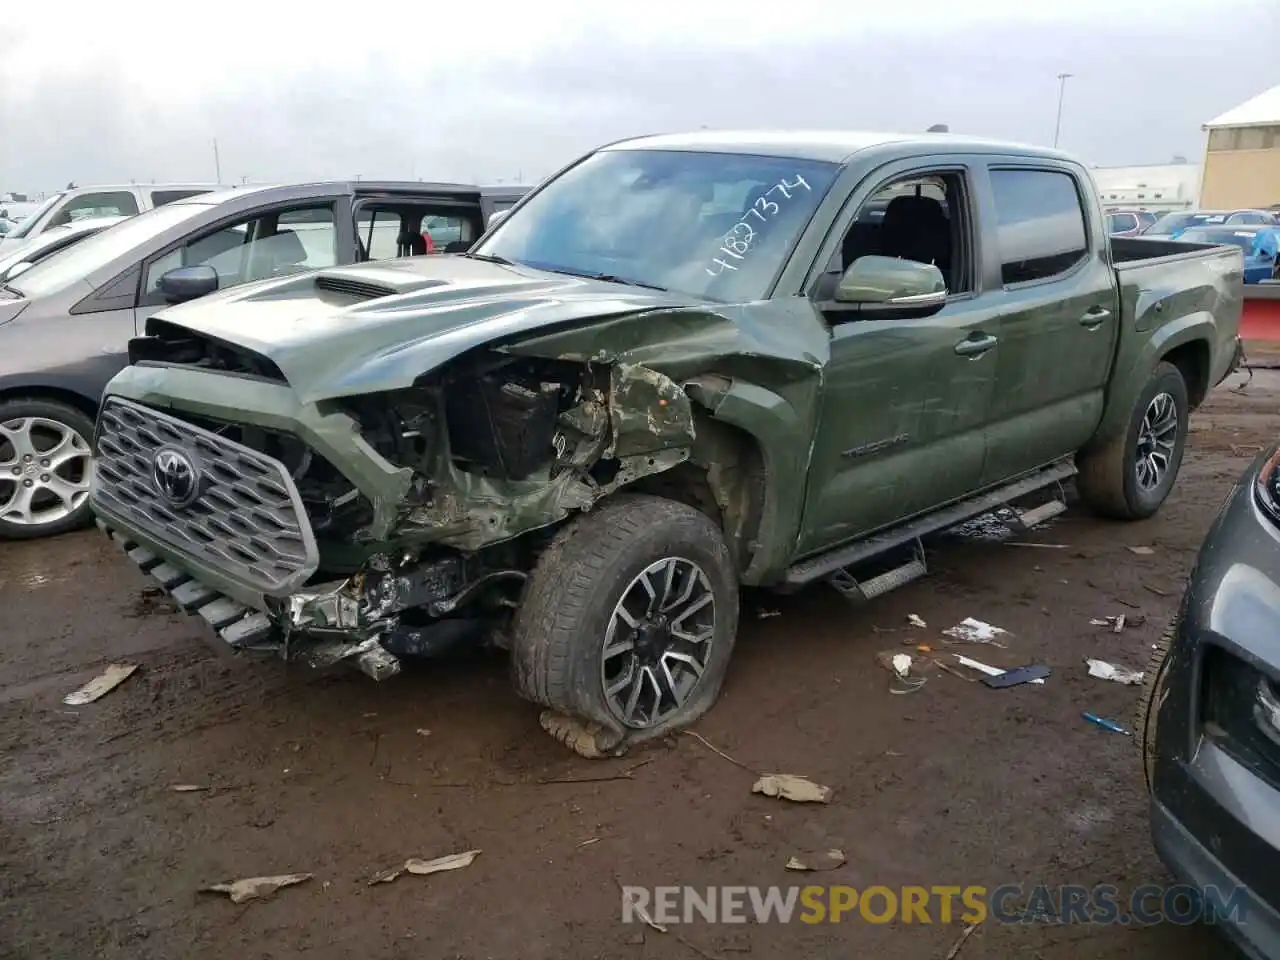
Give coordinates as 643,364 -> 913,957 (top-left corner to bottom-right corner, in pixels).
978,164 -> 1118,486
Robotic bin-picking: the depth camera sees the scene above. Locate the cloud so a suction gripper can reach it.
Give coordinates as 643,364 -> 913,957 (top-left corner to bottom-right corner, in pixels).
1,0 -> 1277,192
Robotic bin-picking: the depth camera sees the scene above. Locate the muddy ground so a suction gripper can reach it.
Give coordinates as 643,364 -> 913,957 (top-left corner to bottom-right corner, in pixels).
2,369 -> 1276,960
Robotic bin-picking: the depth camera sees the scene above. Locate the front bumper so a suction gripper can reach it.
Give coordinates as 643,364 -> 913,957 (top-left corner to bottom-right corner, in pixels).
1153,797 -> 1280,960
1148,447 -> 1280,958
96,518 -> 402,680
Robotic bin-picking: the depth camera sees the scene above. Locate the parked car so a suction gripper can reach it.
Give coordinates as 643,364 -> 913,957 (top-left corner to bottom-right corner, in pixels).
1177,224 -> 1280,284
86,131 -> 1244,757
0,216 -> 128,283
1107,209 -> 1160,237
1139,445 -> 1280,959
0,183 -> 223,254
0,180 -> 515,539
1144,209 -> 1280,238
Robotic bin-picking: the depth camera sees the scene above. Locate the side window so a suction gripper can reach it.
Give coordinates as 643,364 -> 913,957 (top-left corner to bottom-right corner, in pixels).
150,189 -> 212,207
47,191 -> 140,228
1108,213 -> 1137,233
356,207 -> 479,260
826,171 -> 973,295
143,204 -> 336,303
989,169 -> 1088,285
424,215 -> 469,248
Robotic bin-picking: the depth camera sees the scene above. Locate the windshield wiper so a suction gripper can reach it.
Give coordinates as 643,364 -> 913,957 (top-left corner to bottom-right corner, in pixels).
541,267 -> 669,292
462,252 -> 516,266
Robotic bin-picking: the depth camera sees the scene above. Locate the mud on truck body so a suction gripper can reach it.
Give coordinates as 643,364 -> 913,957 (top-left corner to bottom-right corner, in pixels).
90,131 -> 1243,757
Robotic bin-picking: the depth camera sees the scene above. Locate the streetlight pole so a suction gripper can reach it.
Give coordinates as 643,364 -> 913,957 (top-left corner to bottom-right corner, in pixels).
1053,72 -> 1073,148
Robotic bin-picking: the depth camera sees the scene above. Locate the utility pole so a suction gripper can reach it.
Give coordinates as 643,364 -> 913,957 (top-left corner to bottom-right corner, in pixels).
213,139 -> 222,183
1053,73 -> 1073,148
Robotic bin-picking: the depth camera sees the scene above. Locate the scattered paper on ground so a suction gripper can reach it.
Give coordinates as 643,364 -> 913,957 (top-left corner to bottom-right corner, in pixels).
954,654 -> 1046,685
1087,659 -> 1145,685
908,614 -> 927,628
369,849 -> 481,885
752,774 -> 832,804
202,873 -> 312,903
875,650 -> 928,694
1128,546 -> 1155,555
1091,615 -> 1127,633
63,663 -> 138,705
169,784 -> 208,793
942,618 -> 1009,646
786,849 -> 847,872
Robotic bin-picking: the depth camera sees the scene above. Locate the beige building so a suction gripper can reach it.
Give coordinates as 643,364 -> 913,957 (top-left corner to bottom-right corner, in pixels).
1200,84 -> 1280,210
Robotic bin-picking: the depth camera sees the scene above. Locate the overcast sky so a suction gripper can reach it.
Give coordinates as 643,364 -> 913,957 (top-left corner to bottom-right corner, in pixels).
1,0 -> 1276,193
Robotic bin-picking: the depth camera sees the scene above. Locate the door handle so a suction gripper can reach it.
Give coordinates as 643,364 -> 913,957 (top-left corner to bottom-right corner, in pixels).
955,333 -> 997,357
1080,307 -> 1111,329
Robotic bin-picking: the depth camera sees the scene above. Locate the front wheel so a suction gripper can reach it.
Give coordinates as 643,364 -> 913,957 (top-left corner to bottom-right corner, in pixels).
509,494 -> 740,756
0,398 -> 97,540
1076,361 -> 1189,521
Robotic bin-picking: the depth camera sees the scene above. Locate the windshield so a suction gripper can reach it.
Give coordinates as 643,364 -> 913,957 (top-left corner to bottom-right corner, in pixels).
473,148 -> 840,301
1178,228 -> 1258,252
4,194 -> 63,239
1146,212 -> 1225,235
10,201 -> 212,297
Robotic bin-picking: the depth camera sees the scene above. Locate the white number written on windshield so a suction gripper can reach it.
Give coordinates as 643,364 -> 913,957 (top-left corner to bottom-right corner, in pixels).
706,175 -> 811,276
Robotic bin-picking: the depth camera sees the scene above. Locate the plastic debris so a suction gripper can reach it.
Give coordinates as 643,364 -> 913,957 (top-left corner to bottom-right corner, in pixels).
1128,546 -> 1156,556
369,849 -> 481,885
942,618 -> 1009,647
1090,616 -> 1127,633
169,784 -> 209,793
63,663 -> 139,705
983,664 -> 1051,688
954,654 -> 1046,685
786,849 -> 847,872
1087,659 -> 1145,685
908,614 -> 927,629
757,609 -> 782,619
752,774 -> 832,804
202,873 -> 312,903
1082,712 -> 1130,736
876,650 -> 928,694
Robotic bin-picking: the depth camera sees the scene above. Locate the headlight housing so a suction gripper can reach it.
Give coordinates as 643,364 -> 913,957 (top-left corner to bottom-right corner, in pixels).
1253,445 -> 1280,524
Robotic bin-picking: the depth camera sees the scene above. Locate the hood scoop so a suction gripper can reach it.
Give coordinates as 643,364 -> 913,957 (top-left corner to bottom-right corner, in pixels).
315,273 -> 448,301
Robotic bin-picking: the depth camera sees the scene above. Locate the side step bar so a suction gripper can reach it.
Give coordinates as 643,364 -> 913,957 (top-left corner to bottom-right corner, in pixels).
784,459 -> 1077,589
96,520 -> 399,680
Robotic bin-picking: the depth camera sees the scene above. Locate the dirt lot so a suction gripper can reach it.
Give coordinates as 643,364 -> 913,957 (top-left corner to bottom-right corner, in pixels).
2,369 -> 1275,960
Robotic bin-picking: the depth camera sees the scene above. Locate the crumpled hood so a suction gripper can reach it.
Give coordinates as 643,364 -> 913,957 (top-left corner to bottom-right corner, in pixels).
149,256 -> 701,402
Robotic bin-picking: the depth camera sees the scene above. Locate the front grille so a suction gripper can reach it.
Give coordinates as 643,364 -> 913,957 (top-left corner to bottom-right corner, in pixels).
1202,645 -> 1280,790
91,398 -> 319,595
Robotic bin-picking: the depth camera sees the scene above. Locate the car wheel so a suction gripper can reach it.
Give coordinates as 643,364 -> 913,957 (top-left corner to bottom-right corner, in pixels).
0,398 -> 97,540
1077,361 -> 1190,520
1137,613 -> 1179,792
510,494 -> 740,757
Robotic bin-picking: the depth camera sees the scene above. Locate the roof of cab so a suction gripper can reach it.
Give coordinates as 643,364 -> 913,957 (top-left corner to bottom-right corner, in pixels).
603,130 -> 1075,164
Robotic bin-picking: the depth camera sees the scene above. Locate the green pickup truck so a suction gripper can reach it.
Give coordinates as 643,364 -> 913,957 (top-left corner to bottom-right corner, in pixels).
89,131 -> 1243,757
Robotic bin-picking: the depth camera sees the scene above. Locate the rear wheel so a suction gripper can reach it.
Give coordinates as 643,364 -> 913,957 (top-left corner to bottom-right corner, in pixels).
510,494 -> 740,757
1077,361 -> 1189,521
0,398 -> 96,540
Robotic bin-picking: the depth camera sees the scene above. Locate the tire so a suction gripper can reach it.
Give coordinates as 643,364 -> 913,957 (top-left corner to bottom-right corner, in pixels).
1077,361 -> 1189,521
510,494 -> 740,749
0,398 -> 97,540
1136,614 -> 1179,792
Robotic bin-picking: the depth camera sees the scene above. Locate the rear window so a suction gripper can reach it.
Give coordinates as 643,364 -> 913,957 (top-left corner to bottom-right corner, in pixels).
990,169 -> 1089,285
47,191 -> 140,228
150,189 -> 213,207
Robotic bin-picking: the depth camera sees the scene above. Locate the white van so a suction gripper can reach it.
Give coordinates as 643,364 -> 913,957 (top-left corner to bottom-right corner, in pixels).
0,183 -> 226,253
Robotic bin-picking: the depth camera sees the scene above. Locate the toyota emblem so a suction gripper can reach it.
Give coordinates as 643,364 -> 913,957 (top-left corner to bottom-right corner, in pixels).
152,447 -> 201,507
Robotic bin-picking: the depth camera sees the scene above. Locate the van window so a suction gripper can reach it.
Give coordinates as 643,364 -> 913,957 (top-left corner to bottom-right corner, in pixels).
990,169 -> 1089,285
47,191 -> 141,228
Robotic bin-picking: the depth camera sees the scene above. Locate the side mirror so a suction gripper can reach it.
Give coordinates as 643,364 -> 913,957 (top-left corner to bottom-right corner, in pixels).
4,261 -> 34,281
486,209 -> 511,229
159,265 -> 218,304
831,255 -> 947,317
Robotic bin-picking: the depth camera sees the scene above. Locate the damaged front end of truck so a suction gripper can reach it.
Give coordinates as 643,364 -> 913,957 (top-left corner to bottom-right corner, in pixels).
92,344 -> 703,680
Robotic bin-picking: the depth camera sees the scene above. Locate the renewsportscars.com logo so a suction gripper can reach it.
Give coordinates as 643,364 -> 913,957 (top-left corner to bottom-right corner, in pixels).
620,884 -> 1251,927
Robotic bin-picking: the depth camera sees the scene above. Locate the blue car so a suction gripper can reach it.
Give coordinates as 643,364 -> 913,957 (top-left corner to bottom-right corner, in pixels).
1144,209 -> 1279,239
1178,224 -> 1280,284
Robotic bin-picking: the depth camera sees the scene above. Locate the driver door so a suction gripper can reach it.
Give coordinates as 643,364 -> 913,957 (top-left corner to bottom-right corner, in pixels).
795,163 -> 1000,557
